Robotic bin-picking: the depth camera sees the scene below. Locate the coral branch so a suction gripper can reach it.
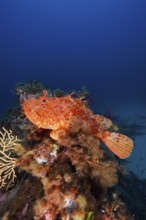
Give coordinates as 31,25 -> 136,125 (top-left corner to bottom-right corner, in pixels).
0,127 -> 20,190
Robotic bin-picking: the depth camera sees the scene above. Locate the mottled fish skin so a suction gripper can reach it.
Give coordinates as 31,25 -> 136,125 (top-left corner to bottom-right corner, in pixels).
22,90 -> 134,159
22,90 -> 100,133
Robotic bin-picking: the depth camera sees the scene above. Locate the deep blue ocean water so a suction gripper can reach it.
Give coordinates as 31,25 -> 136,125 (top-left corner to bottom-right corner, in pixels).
0,1 -> 146,178
0,0 -> 146,115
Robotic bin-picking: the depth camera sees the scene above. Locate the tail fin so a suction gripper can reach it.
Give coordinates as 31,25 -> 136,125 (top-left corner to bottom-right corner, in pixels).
98,131 -> 133,159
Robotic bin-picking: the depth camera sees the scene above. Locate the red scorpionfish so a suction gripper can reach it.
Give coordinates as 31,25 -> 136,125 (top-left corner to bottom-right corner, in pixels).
22,90 -> 133,159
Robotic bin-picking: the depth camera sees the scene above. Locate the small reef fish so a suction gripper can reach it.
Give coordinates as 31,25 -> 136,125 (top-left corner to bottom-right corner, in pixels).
22,90 -> 133,159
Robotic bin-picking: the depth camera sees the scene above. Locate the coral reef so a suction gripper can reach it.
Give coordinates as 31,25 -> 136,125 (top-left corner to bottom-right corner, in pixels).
0,82 -> 136,220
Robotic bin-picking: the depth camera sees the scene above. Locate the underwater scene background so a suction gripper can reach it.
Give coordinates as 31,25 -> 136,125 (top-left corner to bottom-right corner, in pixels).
0,1 -> 146,219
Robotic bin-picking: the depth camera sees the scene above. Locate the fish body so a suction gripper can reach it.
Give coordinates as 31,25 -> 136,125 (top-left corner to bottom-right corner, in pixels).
22,91 -> 133,159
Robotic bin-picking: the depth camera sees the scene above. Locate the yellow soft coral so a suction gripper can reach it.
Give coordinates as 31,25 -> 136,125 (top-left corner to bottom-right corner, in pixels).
0,127 -> 20,190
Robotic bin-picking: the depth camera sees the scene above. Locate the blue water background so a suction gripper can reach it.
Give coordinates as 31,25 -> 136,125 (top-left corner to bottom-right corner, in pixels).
0,0 -> 146,114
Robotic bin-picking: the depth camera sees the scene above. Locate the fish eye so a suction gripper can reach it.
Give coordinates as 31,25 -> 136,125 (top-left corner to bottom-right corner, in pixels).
42,99 -> 46,103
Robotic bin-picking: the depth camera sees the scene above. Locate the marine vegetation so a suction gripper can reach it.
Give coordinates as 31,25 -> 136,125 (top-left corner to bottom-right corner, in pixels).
0,82 -> 135,220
